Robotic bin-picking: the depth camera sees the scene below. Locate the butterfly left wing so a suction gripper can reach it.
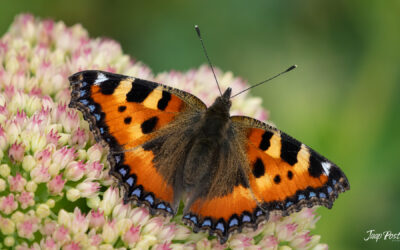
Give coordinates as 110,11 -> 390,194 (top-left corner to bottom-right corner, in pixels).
183,115 -> 349,243
69,70 -> 207,215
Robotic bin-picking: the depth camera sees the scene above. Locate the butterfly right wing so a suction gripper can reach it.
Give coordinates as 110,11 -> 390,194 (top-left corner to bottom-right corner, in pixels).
232,116 -> 350,214
69,70 -> 207,215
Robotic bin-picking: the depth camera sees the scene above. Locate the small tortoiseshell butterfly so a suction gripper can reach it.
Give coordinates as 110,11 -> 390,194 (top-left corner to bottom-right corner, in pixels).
68,27 -> 349,243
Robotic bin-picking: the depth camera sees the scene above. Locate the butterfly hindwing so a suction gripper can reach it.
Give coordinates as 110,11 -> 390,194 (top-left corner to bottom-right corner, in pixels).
69,70 -> 206,215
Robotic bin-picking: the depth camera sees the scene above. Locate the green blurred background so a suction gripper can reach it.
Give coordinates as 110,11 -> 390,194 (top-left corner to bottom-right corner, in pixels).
1,1 -> 399,249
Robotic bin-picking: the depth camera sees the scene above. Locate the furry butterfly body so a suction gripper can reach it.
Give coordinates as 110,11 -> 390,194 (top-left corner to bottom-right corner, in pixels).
69,70 -> 349,243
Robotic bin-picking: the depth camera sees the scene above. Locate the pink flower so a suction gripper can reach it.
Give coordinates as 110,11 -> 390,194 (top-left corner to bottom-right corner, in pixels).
157,224 -> 177,242
63,242 -> 81,250
88,209 -> 105,228
122,225 -> 140,246
276,223 -> 298,241
53,226 -> 70,244
76,179 -> 100,198
89,234 -> 102,246
70,127 -> 87,146
85,161 -> 103,178
154,243 -> 172,250
129,207 -> 150,226
30,164 -> 51,183
8,173 -> 27,192
40,220 -> 57,236
0,125 -> 7,149
47,174 -> 66,195
9,142 -> 25,161
259,235 -> 279,249
35,147 -> 52,166
102,219 -> 118,243
17,191 -> 34,209
17,217 -> 39,239
290,231 -> 313,249
63,110 -> 79,133
70,208 -> 89,235
229,235 -> 253,249
52,146 -> 76,169
41,237 -> 57,250
0,194 -> 18,214
46,129 -> 60,145
64,161 -> 86,181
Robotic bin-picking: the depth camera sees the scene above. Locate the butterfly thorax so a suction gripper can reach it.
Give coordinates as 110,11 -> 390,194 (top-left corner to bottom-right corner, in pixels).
181,88 -> 232,198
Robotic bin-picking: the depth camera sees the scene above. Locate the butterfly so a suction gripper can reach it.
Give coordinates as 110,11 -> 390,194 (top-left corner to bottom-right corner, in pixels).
68,68 -> 350,243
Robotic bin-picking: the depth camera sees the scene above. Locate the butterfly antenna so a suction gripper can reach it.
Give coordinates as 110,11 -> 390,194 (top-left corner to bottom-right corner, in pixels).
231,65 -> 297,98
195,25 -> 223,96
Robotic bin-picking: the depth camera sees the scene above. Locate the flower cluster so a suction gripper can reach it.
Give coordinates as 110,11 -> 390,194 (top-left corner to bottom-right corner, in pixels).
0,14 -> 328,249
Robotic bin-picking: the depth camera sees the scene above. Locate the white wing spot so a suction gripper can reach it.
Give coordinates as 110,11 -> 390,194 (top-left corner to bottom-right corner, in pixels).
322,162 -> 331,176
94,73 -> 108,85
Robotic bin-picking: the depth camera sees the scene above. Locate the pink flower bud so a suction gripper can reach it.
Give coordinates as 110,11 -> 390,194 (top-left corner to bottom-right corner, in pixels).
0,125 -> 7,150
46,129 -> 60,145
40,220 -> 57,236
71,127 -> 87,147
40,237 -> 57,250
17,217 -> 39,239
35,147 -> 53,167
53,225 -> 70,244
259,235 -> 279,249
76,179 -> 100,198
229,235 -> 253,249
129,207 -> 150,226
47,174 -> 65,195
122,225 -> 140,246
64,161 -> 86,181
63,242 -> 81,250
102,220 -> 118,244
8,173 -> 27,192
17,191 -> 35,209
290,231 -> 313,249
52,146 -> 76,169
276,223 -> 298,241
71,208 -> 89,235
89,209 -> 105,229
30,164 -> 51,183
8,142 -> 25,162
153,243 -> 172,250
85,161 -> 103,178
89,234 -> 102,246
0,194 -> 18,214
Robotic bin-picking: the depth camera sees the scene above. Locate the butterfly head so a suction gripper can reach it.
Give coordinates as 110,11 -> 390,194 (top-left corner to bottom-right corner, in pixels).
208,87 -> 232,116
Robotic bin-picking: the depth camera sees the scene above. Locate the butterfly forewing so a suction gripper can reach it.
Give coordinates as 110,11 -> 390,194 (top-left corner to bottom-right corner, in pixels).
69,70 -> 206,215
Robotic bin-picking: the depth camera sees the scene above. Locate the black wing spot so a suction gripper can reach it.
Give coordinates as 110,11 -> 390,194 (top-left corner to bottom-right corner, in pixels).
252,158 -> 265,178
126,79 -> 157,103
99,79 -> 120,95
141,116 -> 158,134
308,150 -> 324,178
118,106 -> 127,112
274,174 -> 281,184
287,170 -> 293,180
124,116 -> 132,124
157,91 -> 171,110
280,133 -> 301,165
259,131 -> 273,150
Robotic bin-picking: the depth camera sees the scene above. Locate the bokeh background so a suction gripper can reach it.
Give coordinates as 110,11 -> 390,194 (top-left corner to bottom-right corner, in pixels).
1,1 -> 399,249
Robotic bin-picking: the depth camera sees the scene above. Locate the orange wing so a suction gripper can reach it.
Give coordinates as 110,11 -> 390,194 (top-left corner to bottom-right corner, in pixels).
69,70 -> 206,215
183,116 -> 349,243
233,115 -> 349,215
